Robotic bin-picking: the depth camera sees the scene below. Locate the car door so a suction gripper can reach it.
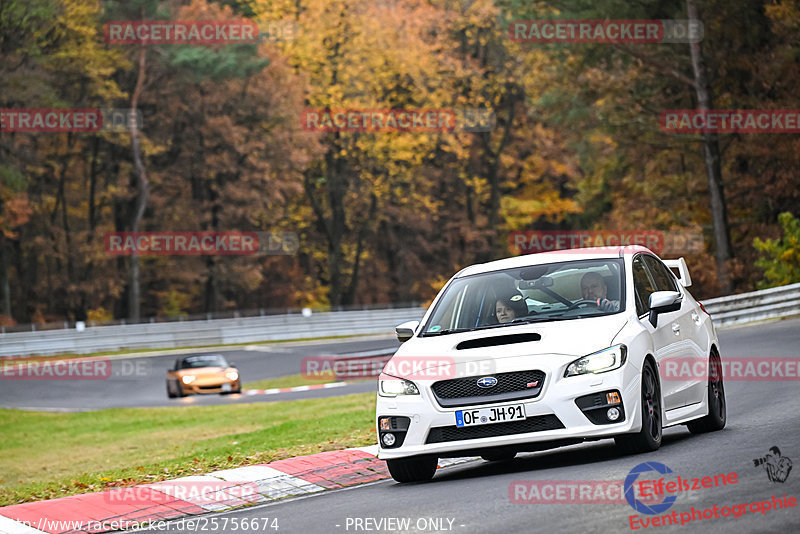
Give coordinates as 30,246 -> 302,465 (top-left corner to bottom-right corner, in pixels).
643,254 -> 704,406
643,255 -> 706,406
631,255 -> 684,411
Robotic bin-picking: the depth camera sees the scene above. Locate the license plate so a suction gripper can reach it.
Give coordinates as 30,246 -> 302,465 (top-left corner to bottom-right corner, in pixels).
222,383 -> 232,392
455,404 -> 526,427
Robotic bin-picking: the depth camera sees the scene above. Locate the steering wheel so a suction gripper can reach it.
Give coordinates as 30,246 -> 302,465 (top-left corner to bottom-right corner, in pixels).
566,299 -> 602,311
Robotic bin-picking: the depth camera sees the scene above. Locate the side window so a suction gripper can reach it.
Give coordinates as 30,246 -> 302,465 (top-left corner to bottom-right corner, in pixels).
632,256 -> 656,316
643,255 -> 679,293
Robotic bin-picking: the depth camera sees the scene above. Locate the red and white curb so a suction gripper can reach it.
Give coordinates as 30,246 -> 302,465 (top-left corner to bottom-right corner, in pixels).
0,446 -> 477,534
243,382 -> 349,396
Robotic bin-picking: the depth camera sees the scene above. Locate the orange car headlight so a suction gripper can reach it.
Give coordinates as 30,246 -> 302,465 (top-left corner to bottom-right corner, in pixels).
225,370 -> 239,381
181,375 -> 196,384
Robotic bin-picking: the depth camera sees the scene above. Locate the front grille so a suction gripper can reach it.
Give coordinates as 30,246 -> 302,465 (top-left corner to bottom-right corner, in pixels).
425,415 -> 564,444
431,370 -> 545,407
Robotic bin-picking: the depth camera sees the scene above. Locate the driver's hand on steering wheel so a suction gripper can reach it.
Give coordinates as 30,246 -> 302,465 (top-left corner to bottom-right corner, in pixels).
596,298 -> 618,312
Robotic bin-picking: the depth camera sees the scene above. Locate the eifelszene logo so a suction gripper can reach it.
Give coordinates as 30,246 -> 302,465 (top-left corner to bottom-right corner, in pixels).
624,462 -> 678,515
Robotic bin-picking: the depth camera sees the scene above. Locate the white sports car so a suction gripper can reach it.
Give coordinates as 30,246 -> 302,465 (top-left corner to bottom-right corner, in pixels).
377,246 -> 726,482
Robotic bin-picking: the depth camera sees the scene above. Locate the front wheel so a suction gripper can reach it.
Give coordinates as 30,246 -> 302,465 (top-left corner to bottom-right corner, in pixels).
386,457 -> 438,483
687,351 -> 726,434
615,360 -> 662,454
167,380 -> 183,398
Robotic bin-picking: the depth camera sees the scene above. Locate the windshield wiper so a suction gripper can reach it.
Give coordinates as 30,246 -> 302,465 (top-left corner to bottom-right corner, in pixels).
419,328 -> 473,336
422,313 -> 605,336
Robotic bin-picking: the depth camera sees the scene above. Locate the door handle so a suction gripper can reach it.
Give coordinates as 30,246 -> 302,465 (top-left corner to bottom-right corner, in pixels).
672,323 -> 680,335
691,312 -> 701,324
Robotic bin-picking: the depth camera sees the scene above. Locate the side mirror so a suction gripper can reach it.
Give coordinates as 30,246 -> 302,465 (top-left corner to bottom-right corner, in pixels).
395,320 -> 420,343
663,258 -> 692,287
648,291 -> 683,327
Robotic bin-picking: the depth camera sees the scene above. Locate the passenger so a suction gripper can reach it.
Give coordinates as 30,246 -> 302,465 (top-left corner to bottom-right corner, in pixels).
580,272 -> 620,312
495,293 -> 528,323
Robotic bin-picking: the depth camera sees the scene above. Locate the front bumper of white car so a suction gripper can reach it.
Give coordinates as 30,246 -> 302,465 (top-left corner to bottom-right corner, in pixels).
376,354 -> 643,460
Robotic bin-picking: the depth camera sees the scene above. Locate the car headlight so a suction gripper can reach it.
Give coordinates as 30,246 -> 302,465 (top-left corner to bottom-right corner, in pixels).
564,344 -> 627,377
226,370 -> 239,381
181,375 -> 196,384
378,374 -> 420,397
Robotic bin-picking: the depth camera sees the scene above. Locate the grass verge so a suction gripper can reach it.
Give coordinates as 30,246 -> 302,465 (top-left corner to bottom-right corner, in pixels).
0,393 -> 376,507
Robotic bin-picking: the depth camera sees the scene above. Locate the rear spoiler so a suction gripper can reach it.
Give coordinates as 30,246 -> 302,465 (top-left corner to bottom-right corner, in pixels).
663,258 -> 692,287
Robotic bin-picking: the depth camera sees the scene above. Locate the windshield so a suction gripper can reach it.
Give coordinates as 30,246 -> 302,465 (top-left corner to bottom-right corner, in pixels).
179,355 -> 229,369
421,259 -> 625,336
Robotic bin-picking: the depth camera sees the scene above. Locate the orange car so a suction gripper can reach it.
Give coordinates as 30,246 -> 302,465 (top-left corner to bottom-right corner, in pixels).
166,354 -> 241,397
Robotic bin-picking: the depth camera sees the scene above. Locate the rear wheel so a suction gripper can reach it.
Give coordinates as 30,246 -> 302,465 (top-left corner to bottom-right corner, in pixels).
615,360 -> 662,454
386,456 -> 438,483
687,350 -> 726,434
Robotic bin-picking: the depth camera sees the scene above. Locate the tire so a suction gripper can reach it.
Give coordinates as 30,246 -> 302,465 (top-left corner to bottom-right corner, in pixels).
481,451 -> 517,462
687,350 -> 726,434
168,380 -> 185,398
167,381 -> 178,398
615,359 -> 662,454
386,456 -> 438,483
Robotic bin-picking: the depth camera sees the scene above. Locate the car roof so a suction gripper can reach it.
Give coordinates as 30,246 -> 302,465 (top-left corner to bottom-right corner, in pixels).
455,245 -> 654,278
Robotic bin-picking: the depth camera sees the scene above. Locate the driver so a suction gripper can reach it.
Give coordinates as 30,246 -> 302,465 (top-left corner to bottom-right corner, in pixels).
495,292 -> 528,323
580,272 -> 620,312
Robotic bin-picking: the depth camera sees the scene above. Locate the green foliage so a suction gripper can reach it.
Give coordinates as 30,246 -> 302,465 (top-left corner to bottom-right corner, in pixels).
0,166 -> 26,192
754,212 -> 800,289
168,45 -> 269,81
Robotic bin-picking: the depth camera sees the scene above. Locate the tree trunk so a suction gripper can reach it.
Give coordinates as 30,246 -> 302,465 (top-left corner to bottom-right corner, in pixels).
0,236 -> 10,318
128,44 -> 149,321
687,0 -> 733,294
343,193 -> 377,305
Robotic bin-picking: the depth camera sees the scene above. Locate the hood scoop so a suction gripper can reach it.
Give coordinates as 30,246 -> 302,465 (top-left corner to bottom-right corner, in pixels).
456,332 -> 541,350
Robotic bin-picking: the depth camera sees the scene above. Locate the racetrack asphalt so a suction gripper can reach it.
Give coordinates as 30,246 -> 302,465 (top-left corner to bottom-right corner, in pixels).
0,336 -> 399,411
127,318 -> 800,534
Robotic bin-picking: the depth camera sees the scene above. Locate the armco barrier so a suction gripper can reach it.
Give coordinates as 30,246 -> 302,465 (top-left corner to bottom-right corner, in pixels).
700,282 -> 800,328
0,308 -> 426,357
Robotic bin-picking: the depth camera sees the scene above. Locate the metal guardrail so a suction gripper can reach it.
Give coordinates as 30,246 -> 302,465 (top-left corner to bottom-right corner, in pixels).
700,282 -> 800,328
2,283 -> 798,357
0,308 -> 426,357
